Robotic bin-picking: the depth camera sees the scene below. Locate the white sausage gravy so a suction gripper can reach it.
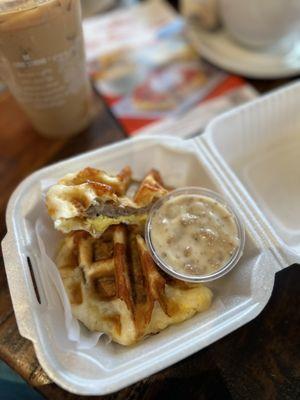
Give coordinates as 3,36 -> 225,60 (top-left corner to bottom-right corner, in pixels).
149,193 -> 240,276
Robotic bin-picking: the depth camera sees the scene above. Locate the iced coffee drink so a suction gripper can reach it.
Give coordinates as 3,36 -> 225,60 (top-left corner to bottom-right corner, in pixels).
0,0 -> 93,138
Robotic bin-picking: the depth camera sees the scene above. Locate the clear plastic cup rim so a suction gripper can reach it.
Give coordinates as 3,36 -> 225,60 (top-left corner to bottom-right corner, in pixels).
145,187 -> 245,283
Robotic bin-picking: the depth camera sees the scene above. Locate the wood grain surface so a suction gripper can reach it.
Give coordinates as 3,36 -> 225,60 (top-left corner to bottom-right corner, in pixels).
0,76 -> 299,400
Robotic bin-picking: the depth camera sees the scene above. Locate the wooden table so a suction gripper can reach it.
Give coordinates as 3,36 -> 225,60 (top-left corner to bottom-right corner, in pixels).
0,77 -> 299,400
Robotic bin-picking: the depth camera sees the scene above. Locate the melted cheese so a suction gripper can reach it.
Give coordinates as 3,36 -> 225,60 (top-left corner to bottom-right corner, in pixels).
56,214 -> 147,236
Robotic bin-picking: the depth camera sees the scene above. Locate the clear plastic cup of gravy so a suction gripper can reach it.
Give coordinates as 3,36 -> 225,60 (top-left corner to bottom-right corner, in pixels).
145,187 -> 245,282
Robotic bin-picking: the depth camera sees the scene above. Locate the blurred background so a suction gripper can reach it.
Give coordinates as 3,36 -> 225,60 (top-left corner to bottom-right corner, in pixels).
0,0 -> 299,398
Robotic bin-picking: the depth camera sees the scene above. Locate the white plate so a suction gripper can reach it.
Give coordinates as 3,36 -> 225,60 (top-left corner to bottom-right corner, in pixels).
187,26 -> 300,79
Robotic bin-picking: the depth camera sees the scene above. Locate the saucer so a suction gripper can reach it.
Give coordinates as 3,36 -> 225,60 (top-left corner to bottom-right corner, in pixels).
186,26 -> 300,79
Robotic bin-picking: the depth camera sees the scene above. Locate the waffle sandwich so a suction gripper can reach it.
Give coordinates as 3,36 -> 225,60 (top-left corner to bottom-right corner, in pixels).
56,226 -> 212,345
46,167 -> 168,237
48,166 -> 213,345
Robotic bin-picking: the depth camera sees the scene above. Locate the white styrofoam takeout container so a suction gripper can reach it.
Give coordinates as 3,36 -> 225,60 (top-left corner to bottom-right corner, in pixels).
2,80 -> 300,395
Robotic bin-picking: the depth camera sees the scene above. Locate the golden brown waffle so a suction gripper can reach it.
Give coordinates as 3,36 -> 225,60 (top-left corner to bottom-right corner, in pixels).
57,225 -> 213,345
46,167 -> 168,237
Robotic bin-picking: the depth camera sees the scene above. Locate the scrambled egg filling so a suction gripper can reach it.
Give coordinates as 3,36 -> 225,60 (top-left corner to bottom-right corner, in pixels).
89,214 -> 147,234
57,214 -> 147,236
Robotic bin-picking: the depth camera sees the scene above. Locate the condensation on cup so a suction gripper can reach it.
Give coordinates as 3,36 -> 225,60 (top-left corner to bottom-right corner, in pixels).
0,0 -> 93,138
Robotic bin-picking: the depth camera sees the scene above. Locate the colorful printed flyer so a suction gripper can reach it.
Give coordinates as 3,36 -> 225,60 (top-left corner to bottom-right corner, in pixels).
84,0 -> 257,137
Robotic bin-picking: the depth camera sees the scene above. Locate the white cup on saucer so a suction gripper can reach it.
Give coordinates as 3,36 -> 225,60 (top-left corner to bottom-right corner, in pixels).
219,0 -> 300,49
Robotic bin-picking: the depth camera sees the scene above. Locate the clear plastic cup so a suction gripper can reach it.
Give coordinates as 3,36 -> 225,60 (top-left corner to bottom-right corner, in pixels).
0,0 -> 93,138
145,187 -> 245,282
